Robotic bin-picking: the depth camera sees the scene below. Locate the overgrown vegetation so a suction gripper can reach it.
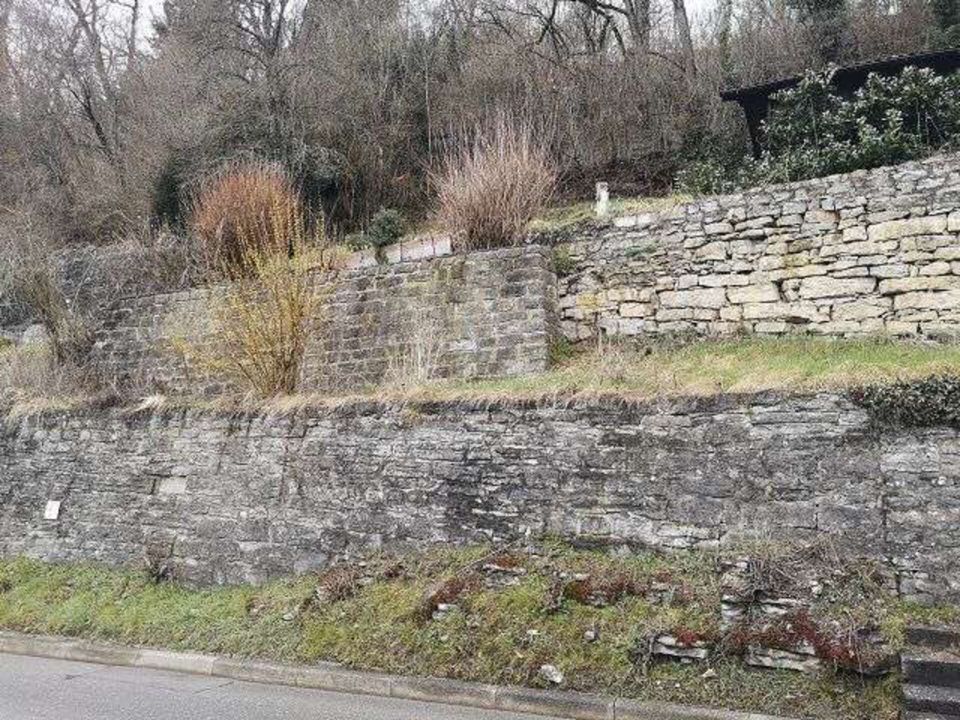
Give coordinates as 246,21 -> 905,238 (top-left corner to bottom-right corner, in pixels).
175,165 -> 345,398
343,337 -> 960,406
680,64 -> 960,194
434,117 -> 558,250
851,374 -> 960,428
3,543 -> 953,719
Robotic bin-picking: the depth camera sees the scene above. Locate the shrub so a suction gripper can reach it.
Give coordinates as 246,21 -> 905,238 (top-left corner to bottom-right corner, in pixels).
850,375 -> 960,428
366,208 -> 406,249
0,216 -> 91,364
433,117 -> 557,251
190,161 -> 305,274
677,65 -> 960,194
182,198 -> 344,398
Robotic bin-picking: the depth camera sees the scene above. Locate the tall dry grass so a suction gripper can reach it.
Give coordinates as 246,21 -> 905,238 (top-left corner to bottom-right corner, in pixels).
433,117 -> 557,252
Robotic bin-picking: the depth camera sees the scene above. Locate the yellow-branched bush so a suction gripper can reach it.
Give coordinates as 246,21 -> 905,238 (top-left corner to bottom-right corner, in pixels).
184,166 -> 344,398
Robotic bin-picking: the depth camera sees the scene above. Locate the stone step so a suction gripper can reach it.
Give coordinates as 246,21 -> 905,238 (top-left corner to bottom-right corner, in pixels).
908,627 -> 960,652
903,651 -> 960,689
905,684 -> 960,715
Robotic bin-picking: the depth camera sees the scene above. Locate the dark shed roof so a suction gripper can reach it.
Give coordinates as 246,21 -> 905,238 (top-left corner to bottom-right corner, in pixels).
721,50 -> 960,156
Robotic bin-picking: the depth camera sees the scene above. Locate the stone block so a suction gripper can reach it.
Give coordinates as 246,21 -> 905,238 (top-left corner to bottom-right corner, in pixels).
728,284 -> 781,304
879,276 -> 960,295
868,215 -> 947,241
658,288 -> 727,309
619,303 -> 651,318
833,298 -> 891,321
798,277 -> 876,299
894,289 -> 960,310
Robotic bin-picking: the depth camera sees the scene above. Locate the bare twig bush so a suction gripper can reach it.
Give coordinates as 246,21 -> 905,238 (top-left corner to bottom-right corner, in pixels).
190,161 -> 305,274
433,117 -> 557,252
0,344 -> 92,417
0,214 -> 91,364
183,169 -> 345,398
383,305 -> 447,391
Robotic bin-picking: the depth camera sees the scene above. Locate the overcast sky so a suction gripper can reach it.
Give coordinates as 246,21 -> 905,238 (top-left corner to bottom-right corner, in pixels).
137,0 -> 720,37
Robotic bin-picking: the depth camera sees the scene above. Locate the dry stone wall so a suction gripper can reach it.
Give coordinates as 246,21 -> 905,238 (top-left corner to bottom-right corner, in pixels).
0,395 -> 957,602
558,153 -> 960,341
90,245 -> 556,393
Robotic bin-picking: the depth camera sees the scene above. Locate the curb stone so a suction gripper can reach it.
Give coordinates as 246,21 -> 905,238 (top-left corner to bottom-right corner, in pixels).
0,631 -> 796,720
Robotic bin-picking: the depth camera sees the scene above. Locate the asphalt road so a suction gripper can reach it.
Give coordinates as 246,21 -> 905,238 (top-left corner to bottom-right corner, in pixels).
0,652 -> 559,720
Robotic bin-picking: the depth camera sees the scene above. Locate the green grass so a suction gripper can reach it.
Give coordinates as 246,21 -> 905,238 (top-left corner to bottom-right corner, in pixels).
4,543 -> 955,719
527,195 -> 690,233
7,337 -> 960,419
333,337 -> 960,407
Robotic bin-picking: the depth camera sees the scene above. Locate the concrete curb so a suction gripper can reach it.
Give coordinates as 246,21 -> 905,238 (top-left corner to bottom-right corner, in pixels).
0,631 -> 793,720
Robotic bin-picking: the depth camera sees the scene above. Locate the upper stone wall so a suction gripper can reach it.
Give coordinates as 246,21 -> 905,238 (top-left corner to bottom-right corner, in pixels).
90,245 -> 556,394
559,153 -> 960,341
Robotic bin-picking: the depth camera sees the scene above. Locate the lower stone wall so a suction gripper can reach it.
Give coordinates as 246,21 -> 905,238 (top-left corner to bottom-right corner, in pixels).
89,245 -> 556,393
0,394 -> 956,602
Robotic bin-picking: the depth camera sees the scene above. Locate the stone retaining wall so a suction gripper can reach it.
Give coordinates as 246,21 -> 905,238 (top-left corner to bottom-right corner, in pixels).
559,153 -> 960,341
90,245 -> 556,393
0,394 -> 956,602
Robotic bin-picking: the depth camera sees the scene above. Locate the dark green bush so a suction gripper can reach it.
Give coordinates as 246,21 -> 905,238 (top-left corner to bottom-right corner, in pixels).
850,376 -> 960,429
677,65 -> 960,195
366,208 -> 406,249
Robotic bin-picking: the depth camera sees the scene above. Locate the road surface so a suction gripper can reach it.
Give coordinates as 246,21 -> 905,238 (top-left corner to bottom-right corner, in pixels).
0,652 -> 559,720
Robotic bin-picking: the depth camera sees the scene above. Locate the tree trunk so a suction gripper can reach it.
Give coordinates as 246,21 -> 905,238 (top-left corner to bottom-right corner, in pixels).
625,0 -> 651,54
671,0 -> 697,77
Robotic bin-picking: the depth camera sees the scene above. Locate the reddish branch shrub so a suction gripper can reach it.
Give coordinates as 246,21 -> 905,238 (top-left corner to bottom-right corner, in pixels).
190,161 -> 303,273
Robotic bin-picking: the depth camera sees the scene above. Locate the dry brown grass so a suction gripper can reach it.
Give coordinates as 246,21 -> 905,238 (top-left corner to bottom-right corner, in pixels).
433,116 -> 557,251
190,161 -> 304,274
0,214 -> 91,363
0,344 -> 93,420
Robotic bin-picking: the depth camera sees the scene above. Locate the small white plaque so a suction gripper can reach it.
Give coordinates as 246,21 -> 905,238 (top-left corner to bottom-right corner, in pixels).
43,500 -> 61,520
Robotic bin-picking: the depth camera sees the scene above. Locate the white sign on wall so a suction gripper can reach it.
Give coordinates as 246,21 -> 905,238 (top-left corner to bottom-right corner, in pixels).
43,500 -> 61,521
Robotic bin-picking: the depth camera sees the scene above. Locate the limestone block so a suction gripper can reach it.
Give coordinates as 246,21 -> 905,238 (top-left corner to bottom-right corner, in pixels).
820,240 -> 897,258
658,288 -> 727,309
719,306 -> 743,322
869,264 -> 910,278
619,303 -> 652,318
833,298 -> 891,321
868,215 -> 947,241
798,277 -> 876,299
656,308 -> 694,321
742,301 -> 826,322
754,320 -> 789,333
734,216 -> 774,231
948,210 -> 960,232
704,222 -> 734,236
885,320 -> 919,335
695,241 -> 728,260
699,273 -> 751,288
920,261 -> 952,276
879,276 -> 960,295
842,226 -> 868,242
894,289 -> 960,310
935,246 -> 960,260
728,284 -> 781,304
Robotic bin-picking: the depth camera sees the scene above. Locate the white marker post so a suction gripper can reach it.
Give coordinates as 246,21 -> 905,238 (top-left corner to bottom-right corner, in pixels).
595,182 -> 610,219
